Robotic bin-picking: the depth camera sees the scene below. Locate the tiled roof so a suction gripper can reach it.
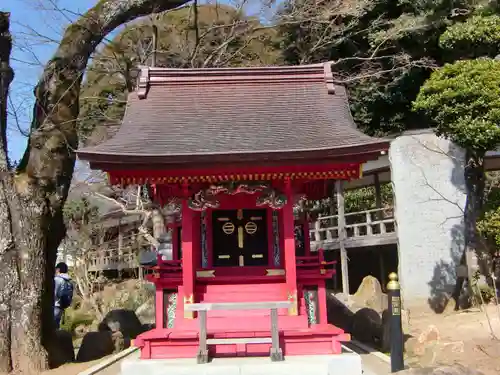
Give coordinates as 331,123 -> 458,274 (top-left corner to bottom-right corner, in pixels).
77,63 -> 388,166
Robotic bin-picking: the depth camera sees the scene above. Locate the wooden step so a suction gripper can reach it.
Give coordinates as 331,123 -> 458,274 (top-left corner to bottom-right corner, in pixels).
207,337 -> 272,345
196,283 -> 286,294
200,293 -> 287,303
179,284 -> 289,317
135,325 -> 348,359
174,314 -> 309,331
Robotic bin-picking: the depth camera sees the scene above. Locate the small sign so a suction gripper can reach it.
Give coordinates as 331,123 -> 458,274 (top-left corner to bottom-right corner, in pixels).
392,296 -> 401,316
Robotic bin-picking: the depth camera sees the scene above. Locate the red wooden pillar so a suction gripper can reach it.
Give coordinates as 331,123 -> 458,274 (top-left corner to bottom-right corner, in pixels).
317,281 -> 328,324
192,211 -> 201,268
181,184 -> 195,319
206,211 -> 213,268
171,223 -> 179,260
278,210 -> 285,266
155,287 -> 164,328
317,249 -> 327,324
302,216 -> 311,257
283,178 -> 298,315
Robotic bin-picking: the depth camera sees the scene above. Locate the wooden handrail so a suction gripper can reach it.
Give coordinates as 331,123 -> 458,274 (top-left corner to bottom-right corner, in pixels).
310,207 -> 396,244
186,301 -> 289,363
316,207 -> 394,221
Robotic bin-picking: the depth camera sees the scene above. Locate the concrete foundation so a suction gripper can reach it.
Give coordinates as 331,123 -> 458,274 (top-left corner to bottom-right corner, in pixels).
120,353 -> 363,375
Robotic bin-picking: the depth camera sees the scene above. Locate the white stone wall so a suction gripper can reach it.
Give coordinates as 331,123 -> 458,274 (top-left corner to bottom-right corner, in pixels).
389,133 -> 467,307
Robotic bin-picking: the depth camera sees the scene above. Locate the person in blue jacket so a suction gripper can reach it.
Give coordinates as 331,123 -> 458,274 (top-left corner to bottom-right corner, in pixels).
54,262 -> 74,329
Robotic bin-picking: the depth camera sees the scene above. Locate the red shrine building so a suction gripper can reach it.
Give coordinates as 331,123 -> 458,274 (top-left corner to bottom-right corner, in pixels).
77,63 -> 389,360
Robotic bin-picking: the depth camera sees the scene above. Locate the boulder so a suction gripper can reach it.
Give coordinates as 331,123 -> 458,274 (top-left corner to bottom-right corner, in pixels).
135,298 -> 155,325
381,308 -> 411,352
351,307 -> 383,348
352,275 -> 386,313
327,293 -> 355,333
74,324 -> 90,338
112,331 -> 125,353
334,292 -> 351,305
76,331 -> 115,362
328,276 -> 406,351
381,309 -> 391,352
48,330 -> 75,368
328,292 -> 386,349
99,309 -> 145,340
142,323 -> 155,332
397,365 -> 483,375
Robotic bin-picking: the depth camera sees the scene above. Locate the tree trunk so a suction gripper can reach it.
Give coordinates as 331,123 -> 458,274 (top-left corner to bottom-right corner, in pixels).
0,12 -> 17,374
0,1 -> 188,373
463,150 -> 486,295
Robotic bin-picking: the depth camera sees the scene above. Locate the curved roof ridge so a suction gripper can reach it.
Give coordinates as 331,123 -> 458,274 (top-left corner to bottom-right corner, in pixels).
137,62 -> 335,98
78,62 -> 389,167
146,62 -> 330,73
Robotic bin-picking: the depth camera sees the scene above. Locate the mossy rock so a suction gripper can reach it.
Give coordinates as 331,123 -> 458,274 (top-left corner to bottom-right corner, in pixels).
60,309 -> 95,336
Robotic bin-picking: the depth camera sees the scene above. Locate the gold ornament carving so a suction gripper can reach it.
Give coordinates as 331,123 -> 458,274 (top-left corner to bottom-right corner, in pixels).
245,221 -> 258,235
238,226 -> 244,248
222,222 -> 235,235
196,270 -> 216,278
184,294 -> 194,304
287,290 -> 298,316
183,294 -> 195,319
266,269 -> 285,276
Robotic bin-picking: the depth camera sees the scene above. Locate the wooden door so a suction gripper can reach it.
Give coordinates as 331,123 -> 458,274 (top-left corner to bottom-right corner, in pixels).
240,209 -> 268,266
212,209 -> 268,267
212,210 -> 240,267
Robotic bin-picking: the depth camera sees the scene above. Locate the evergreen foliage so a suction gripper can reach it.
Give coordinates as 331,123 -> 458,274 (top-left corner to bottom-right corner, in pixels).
440,15 -> 500,59
413,58 -> 500,154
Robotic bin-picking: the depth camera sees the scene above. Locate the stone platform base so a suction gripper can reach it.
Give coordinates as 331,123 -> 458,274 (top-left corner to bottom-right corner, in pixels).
120,353 -> 362,375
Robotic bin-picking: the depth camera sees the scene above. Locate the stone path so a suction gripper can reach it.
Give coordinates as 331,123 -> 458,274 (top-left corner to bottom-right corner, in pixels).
344,342 -> 391,375
91,360 -> 123,375
82,345 -> 390,375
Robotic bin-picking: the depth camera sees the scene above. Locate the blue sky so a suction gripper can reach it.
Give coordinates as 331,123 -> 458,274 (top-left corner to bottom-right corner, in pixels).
3,0 -> 267,162
3,0 -> 97,161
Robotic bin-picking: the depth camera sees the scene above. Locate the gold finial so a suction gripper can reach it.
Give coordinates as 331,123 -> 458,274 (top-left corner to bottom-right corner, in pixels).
387,272 -> 400,291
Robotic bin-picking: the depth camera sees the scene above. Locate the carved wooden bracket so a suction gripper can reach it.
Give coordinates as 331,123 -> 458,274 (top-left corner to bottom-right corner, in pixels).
187,182 -> 287,211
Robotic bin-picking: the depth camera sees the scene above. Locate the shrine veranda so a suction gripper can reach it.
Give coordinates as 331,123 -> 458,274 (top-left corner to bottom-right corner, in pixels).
78,63 -> 389,360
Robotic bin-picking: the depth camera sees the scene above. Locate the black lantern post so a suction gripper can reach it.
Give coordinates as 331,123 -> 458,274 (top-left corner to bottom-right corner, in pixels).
387,272 -> 404,372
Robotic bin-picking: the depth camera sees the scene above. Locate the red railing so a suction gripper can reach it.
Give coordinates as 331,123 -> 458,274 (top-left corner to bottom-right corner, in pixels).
145,258 -> 183,282
296,248 -> 336,279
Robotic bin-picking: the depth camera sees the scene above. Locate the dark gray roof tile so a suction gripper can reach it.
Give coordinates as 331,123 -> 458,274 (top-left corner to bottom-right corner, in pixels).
77,63 -> 387,165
